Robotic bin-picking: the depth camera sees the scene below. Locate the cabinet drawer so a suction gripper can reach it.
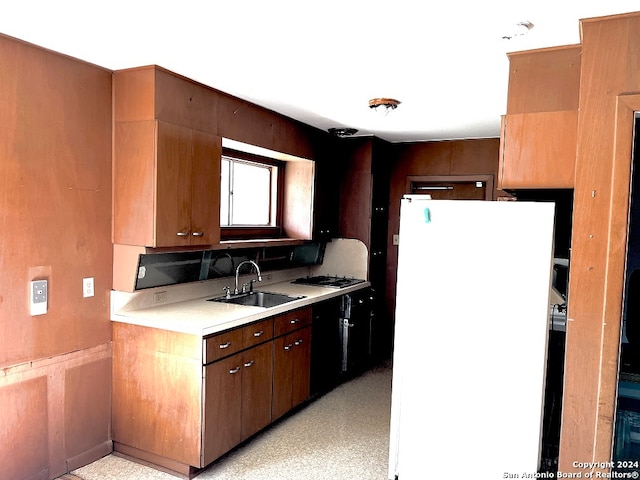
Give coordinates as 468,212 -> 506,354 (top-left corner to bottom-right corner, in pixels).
243,319 -> 274,348
205,329 -> 244,363
274,308 -> 312,337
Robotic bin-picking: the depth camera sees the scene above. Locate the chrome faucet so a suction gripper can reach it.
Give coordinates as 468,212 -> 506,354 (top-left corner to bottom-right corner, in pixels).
235,260 -> 262,294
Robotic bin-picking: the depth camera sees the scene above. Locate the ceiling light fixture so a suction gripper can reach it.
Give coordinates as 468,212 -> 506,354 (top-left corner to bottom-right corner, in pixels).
328,127 -> 358,137
502,21 -> 534,40
369,98 -> 401,116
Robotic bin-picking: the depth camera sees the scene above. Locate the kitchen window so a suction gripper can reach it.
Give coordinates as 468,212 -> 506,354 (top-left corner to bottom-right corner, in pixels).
220,149 -> 284,240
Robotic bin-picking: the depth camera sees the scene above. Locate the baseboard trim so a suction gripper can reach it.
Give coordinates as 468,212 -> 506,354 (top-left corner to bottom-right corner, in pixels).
66,440 -> 113,472
113,443 -> 202,479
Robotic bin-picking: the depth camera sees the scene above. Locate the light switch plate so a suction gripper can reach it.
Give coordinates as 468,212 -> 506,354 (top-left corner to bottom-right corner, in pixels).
30,280 -> 47,316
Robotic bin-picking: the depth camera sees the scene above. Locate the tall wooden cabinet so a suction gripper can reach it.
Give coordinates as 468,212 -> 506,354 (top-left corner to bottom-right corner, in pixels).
113,66 -> 222,248
338,137 -> 391,359
499,45 -> 581,190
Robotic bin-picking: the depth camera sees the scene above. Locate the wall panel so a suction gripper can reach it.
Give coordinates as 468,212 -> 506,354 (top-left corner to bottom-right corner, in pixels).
0,33 -> 113,478
384,139 -> 501,320
0,377 -> 49,480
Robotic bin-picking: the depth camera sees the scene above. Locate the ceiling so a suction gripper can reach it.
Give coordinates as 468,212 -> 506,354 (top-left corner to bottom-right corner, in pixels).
1,1 -> 639,143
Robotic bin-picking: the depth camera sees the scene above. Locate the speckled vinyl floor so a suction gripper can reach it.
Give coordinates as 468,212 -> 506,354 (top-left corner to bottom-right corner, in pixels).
69,362 -> 392,480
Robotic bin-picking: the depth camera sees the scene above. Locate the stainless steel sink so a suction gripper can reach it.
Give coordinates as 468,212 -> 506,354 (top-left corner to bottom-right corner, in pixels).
208,291 -> 305,308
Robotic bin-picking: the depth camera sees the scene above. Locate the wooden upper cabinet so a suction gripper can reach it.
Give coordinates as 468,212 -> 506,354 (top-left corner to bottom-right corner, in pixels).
113,120 -> 221,247
499,45 -> 581,189
113,65 -> 218,132
499,111 -> 578,189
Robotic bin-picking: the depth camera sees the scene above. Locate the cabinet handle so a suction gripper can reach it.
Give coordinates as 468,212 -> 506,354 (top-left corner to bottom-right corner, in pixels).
284,344 -> 293,351
294,339 -> 303,346
192,231 -> 204,237
176,231 -> 189,237
289,319 -> 299,324
219,341 -> 232,349
229,366 -> 241,374
244,360 -> 255,368
253,330 -> 264,337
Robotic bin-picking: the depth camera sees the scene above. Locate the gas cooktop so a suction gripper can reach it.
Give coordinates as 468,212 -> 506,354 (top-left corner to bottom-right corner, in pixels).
291,275 -> 365,289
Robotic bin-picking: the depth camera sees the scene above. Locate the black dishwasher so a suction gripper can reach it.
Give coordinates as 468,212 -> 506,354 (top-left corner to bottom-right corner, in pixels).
310,288 -> 374,396
340,288 -> 373,377
310,297 -> 343,395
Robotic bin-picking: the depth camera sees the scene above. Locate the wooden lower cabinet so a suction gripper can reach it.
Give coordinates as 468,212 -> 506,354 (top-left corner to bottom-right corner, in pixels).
202,342 -> 272,465
113,308 -> 312,476
272,326 -> 312,420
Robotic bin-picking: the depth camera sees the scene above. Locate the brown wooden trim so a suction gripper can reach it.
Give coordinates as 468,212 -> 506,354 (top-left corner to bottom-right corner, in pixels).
220,226 -> 283,240
506,43 -> 582,58
559,94 -> 640,471
222,147 -> 285,168
113,444 -> 197,479
66,441 -> 112,472
221,148 -> 285,236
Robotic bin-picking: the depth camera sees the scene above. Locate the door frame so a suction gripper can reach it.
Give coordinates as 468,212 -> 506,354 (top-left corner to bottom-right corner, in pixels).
405,174 -> 494,200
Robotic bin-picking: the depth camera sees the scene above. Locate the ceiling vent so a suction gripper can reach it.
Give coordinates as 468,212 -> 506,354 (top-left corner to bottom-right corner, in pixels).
328,127 -> 358,137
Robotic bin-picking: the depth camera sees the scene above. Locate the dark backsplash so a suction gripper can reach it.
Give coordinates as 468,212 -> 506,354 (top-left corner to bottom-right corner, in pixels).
135,242 -> 325,290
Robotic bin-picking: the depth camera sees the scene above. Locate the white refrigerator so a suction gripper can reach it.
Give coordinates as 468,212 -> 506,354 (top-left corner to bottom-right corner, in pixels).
388,197 -> 556,479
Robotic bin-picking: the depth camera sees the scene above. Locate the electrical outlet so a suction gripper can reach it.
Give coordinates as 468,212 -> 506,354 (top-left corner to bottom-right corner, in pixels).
393,234 -> 400,246
155,291 -> 168,304
30,280 -> 47,316
83,277 -> 94,298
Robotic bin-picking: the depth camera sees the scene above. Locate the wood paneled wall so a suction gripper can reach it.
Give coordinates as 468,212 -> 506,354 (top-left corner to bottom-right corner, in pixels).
339,138 -> 374,246
384,139 -> 501,320
559,12 -> 640,472
506,45 -> 581,114
0,34 -> 113,478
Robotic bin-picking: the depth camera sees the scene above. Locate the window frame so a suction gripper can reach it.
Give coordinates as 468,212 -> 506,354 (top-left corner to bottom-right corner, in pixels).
220,148 -> 285,240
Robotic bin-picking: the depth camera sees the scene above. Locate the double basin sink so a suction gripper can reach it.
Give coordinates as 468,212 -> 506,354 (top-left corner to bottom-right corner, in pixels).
208,291 -> 305,309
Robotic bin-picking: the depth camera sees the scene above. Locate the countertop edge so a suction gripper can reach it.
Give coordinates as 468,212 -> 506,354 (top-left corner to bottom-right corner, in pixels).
111,280 -> 371,337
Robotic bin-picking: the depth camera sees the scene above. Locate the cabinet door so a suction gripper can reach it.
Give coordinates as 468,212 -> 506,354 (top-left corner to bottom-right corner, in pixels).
241,343 -> 273,440
190,130 -> 221,246
156,121 -> 193,247
113,120 -> 157,246
273,326 -> 312,420
291,326 -> 312,408
272,333 -> 295,420
499,111 -> 578,189
203,354 -> 242,466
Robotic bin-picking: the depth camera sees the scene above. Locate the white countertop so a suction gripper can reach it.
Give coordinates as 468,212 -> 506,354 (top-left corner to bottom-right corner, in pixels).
111,279 -> 370,337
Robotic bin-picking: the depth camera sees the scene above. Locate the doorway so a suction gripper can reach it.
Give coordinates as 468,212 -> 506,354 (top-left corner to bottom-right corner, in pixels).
614,112 -> 640,468
406,174 -> 493,200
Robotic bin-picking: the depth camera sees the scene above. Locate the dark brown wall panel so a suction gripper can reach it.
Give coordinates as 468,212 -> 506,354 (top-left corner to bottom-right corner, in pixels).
339,138 -> 373,245
216,92 -> 315,159
0,34 -> 112,367
384,139 -> 500,318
